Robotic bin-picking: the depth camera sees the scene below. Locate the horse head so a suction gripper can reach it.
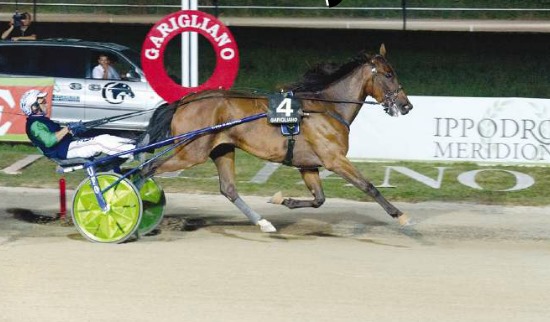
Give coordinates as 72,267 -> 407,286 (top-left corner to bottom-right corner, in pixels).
366,44 -> 413,117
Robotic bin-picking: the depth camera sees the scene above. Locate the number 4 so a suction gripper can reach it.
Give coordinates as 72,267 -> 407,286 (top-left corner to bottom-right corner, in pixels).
276,98 -> 293,117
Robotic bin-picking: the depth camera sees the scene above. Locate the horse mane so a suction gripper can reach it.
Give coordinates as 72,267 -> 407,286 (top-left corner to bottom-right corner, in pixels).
286,51 -> 374,93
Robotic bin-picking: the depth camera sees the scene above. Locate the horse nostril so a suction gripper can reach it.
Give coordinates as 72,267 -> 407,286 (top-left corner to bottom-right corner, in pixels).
400,104 -> 413,115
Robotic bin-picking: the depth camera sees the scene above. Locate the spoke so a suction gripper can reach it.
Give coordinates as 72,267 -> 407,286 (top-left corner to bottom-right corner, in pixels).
79,210 -> 102,226
112,207 -> 138,228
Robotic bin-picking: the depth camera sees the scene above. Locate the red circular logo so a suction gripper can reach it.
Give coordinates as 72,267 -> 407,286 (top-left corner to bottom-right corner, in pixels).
141,10 -> 239,103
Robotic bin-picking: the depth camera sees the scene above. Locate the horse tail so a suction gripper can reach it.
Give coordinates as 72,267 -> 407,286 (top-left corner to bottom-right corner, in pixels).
139,91 -> 217,144
141,103 -> 177,144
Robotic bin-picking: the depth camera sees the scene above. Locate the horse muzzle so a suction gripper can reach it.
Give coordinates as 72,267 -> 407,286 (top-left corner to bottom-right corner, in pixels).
384,102 -> 413,117
399,103 -> 413,115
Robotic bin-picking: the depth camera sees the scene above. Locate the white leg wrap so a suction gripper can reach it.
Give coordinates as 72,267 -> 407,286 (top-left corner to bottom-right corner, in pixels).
233,197 -> 277,233
233,197 -> 261,223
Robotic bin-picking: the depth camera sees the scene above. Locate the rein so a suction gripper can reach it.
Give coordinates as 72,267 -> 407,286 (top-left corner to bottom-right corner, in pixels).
176,92 -> 380,108
0,85 -> 384,132
295,95 -> 379,106
0,107 -> 159,128
80,108 -> 157,129
184,92 -> 382,131
0,93 -> 371,133
294,95 -> 380,130
173,91 -> 382,131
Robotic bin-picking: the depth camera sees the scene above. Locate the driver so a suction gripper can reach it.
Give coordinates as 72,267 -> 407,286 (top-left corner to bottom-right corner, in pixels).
21,89 -> 136,160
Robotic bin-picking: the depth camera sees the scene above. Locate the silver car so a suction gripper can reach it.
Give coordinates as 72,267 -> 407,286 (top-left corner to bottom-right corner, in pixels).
0,38 -> 166,132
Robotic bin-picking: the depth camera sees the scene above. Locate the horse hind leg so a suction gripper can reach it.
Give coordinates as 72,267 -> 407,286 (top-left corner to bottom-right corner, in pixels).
140,149 -> 203,178
211,145 -> 276,233
325,156 -> 413,226
270,168 -> 326,209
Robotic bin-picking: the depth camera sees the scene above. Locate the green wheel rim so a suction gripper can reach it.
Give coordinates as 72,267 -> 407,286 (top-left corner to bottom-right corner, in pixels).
72,173 -> 142,243
137,178 -> 166,236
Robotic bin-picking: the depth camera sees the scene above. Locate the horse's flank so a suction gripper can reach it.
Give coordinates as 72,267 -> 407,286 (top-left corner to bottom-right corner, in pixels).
171,89 -> 335,168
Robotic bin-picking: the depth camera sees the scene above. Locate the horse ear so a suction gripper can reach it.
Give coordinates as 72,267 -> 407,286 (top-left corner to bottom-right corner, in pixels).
380,44 -> 387,57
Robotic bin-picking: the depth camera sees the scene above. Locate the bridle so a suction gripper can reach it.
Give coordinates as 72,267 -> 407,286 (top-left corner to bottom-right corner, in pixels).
275,60 -> 406,129
368,59 -> 405,116
299,61 -> 404,110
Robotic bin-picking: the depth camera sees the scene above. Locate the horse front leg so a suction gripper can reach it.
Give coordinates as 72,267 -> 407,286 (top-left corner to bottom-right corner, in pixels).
270,168 -> 326,209
326,156 -> 412,226
211,146 -> 276,233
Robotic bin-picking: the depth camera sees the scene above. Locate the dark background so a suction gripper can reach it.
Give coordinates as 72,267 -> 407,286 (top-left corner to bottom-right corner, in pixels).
34,22 -> 550,97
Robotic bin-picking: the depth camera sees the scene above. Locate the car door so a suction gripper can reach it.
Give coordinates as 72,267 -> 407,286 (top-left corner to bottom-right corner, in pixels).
84,50 -> 150,131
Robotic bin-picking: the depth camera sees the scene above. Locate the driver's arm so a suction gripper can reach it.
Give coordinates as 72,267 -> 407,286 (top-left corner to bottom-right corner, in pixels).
31,122 -> 70,147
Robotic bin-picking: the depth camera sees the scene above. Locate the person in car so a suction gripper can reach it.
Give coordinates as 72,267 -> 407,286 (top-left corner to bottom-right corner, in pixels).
1,12 -> 37,41
92,53 -> 121,80
20,89 -> 136,160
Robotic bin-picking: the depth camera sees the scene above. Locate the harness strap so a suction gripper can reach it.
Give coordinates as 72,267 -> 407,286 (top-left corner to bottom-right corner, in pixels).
298,96 -> 378,106
326,111 -> 350,130
282,136 -> 296,166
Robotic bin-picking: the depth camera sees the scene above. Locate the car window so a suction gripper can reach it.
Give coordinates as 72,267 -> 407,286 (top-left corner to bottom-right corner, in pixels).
0,46 -> 34,75
37,47 -> 87,78
121,49 -> 142,69
0,54 -> 6,72
90,50 -> 140,82
0,45 -> 87,78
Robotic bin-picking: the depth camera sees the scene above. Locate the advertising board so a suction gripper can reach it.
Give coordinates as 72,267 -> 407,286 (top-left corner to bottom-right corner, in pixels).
349,96 -> 550,165
0,78 -> 54,142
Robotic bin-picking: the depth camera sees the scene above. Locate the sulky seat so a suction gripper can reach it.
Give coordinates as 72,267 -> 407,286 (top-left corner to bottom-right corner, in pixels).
50,158 -> 92,174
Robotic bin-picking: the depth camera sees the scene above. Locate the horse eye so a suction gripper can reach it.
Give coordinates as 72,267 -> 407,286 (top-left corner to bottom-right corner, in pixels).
385,72 -> 393,78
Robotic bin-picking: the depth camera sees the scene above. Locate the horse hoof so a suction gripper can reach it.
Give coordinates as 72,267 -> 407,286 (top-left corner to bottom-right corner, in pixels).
257,219 -> 277,233
269,191 -> 284,205
398,214 -> 415,227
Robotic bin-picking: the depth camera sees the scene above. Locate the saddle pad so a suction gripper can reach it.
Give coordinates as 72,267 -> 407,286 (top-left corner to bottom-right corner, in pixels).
281,124 -> 300,136
267,92 -> 302,124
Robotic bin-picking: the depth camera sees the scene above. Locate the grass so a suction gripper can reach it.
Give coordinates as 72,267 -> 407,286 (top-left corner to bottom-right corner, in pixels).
1,143 -> 549,206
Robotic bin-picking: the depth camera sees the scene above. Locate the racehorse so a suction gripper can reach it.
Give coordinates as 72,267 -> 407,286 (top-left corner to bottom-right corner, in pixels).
142,44 -> 413,233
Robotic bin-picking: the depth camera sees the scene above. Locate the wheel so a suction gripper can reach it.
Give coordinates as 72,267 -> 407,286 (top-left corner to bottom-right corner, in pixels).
137,177 -> 166,236
72,173 -> 142,243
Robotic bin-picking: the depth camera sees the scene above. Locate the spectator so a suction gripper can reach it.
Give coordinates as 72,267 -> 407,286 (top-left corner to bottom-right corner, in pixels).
1,12 -> 37,41
92,54 -> 121,80
20,89 -> 136,161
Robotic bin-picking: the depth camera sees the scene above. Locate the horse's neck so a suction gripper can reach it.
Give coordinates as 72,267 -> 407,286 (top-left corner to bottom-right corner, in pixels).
322,66 -> 369,125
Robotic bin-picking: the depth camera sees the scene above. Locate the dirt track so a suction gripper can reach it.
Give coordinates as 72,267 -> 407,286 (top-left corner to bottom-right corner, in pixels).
1,186 -> 550,322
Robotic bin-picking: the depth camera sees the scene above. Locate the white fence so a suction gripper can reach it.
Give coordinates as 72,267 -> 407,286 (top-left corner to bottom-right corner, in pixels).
1,2 -> 549,15
1,2 -> 548,31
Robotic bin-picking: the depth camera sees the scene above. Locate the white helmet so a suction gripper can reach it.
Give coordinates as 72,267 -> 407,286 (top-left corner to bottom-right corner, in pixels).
20,89 -> 47,116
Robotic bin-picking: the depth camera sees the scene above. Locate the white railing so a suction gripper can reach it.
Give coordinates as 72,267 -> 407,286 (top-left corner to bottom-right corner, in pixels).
1,2 -> 549,14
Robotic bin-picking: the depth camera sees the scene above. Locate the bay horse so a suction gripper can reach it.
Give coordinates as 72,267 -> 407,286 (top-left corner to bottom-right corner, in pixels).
142,44 -> 413,233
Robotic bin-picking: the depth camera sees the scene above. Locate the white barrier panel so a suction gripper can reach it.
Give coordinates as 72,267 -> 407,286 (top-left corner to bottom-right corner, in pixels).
348,96 -> 550,164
